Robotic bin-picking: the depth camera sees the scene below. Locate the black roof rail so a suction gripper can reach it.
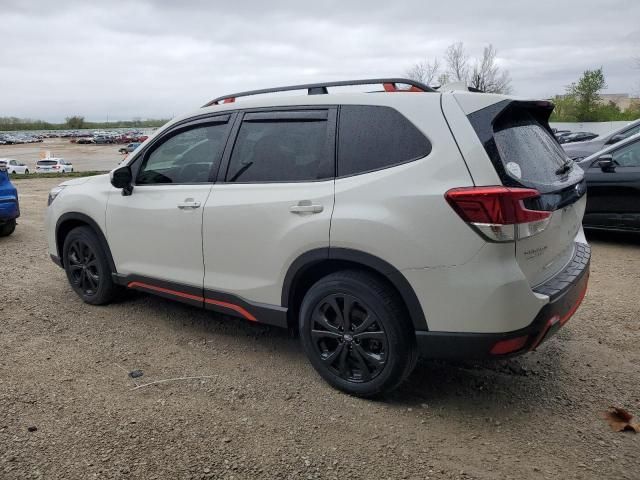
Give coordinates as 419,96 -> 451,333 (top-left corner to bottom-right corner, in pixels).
202,78 -> 435,107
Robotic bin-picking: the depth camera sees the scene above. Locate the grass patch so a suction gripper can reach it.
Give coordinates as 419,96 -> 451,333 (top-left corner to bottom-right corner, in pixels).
10,171 -> 108,180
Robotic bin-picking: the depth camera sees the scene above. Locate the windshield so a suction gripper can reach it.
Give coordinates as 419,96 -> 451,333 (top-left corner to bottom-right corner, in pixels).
38,160 -> 57,166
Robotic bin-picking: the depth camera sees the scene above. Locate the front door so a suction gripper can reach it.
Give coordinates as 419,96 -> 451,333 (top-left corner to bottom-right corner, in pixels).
106,117 -> 233,292
584,138 -> 640,230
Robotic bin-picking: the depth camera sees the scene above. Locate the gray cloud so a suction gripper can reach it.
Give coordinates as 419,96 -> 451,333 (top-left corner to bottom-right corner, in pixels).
1,0 -> 638,121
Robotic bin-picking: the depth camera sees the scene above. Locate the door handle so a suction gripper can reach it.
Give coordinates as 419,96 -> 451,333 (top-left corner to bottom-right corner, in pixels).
177,199 -> 201,209
290,202 -> 323,214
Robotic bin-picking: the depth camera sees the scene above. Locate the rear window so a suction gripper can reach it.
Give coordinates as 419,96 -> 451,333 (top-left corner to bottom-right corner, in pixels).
38,160 -> 57,166
493,109 -> 580,189
338,105 -> 431,177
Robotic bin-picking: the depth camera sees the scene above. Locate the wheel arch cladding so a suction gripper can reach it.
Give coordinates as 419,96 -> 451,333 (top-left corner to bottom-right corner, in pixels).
282,248 -> 428,331
55,213 -> 117,273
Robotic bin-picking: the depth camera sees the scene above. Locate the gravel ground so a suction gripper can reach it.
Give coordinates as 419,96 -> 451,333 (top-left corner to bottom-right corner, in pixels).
1,178 -> 639,480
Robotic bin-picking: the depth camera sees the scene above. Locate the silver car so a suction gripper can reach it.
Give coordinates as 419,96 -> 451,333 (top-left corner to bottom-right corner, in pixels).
562,118 -> 640,161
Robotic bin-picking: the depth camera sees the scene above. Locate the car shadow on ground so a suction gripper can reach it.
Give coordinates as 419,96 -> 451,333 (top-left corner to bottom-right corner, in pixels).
585,229 -> 640,246
123,290 -> 565,416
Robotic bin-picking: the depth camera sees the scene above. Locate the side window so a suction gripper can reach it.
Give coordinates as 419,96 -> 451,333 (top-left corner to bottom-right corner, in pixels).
225,111 -> 333,183
137,120 -> 230,185
612,140 -> 640,167
338,105 -> 431,177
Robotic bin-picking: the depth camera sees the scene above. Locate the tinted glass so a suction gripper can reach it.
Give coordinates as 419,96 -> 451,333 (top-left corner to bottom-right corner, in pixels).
137,122 -> 229,184
226,117 -> 332,182
493,109 -> 581,188
337,105 -> 431,176
38,160 -> 57,166
612,140 -> 640,167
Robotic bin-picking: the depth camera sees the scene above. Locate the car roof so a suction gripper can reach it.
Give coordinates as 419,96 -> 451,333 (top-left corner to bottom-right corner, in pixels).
583,131 -> 640,162
596,117 -> 640,141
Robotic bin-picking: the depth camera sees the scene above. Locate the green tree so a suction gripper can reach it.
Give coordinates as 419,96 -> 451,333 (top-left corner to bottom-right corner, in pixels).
566,68 -> 607,121
65,116 -> 85,129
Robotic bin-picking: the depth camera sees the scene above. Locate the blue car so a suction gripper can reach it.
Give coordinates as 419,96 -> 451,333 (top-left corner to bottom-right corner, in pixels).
0,163 -> 19,236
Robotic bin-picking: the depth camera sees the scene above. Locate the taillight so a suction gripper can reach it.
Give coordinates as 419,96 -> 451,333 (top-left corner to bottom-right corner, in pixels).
445,186 -> 552,242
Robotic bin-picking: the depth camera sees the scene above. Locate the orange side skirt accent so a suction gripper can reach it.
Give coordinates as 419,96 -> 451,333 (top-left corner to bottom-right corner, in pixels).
127,281 -> 256,321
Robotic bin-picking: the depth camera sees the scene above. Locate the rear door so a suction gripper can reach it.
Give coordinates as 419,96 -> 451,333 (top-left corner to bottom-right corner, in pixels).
202,108 -> 336,312
463,99 -> 586,287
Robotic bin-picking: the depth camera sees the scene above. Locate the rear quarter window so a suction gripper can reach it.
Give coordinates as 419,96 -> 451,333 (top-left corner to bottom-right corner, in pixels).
338,105 -> 431,177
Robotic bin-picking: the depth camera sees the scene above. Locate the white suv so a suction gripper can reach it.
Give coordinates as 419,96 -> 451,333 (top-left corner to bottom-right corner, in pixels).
0,158 -> 30,174
45,79 -> 590,396
36,158 -> 73,173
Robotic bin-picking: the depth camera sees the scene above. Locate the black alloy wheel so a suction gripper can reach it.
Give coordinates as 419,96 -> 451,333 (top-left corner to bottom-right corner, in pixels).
67,239 -> 101,297
310,293 -> 388,383
300,270 -> 417,397
63,226 -> 119,305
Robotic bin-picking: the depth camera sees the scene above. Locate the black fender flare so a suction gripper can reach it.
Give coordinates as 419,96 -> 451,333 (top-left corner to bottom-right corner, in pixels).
282,248 -> 428,331
55,212 -> 117,273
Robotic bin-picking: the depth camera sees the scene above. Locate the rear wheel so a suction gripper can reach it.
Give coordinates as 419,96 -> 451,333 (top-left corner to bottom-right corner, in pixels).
299,270 -> 417,397
0,220 -> 16,237
24,169 -> 29,174
63,226 -> 118,305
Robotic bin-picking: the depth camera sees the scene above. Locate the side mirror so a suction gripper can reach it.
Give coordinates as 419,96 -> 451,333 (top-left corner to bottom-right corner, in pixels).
110,165 -> 134,195
596,154 -> 616,173
606,134 -> 625,145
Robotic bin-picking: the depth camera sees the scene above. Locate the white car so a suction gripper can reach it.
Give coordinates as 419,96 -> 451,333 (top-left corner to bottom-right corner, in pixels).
45,78 -> 590,396
0,158 -> 30,174
36,158 -> 73,174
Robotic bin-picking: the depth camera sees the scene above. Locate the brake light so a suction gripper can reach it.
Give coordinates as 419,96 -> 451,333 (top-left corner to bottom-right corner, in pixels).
445,186 -> 552,242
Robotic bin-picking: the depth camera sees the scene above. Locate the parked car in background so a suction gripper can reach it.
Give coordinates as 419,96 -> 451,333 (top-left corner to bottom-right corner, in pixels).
558,132 -> 598,144
0,158 -> 30,174
119,142 -> 141,154
553,129 -> 571,139
563,118 -> 640,160
577,133 -> 640,231
0,162 -> 19,236
45,78 -> 590,396
36,158 -> 73,173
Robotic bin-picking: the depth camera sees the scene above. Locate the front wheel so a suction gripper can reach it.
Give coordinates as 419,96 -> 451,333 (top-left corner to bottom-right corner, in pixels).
0,220 -> 16,237
24,169 -> 29,174
63,226 -> 118,305
299,270 -> 417,397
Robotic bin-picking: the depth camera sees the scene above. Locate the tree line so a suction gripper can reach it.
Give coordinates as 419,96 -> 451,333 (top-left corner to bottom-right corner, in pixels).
405,42 -> 512,94
550,68 -> 640,122
406,44 -> 640,122
0,116 -> 168,132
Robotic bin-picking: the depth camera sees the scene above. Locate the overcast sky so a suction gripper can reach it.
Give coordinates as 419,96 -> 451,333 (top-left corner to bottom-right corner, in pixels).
1,0 -> 639,122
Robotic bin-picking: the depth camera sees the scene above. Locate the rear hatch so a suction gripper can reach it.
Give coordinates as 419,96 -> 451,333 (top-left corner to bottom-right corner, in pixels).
464,98 -> 586,287
37,160 -> 57,171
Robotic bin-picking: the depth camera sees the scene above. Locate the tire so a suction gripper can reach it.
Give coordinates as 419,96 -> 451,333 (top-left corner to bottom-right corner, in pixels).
24,169 -> 29,174
0,219 -> 16,237
62,226 -> 118,305
299,270 -> 417,397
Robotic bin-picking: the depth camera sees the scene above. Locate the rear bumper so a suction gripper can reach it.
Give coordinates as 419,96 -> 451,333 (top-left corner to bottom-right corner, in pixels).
416,242 -> 590,359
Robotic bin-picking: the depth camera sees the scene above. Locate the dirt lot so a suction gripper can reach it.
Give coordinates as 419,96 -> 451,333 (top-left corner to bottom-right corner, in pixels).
0,138 -> 125,172
1,178 -> 639,480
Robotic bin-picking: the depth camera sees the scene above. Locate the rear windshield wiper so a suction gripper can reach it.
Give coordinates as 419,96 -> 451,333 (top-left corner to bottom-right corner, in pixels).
555,159 -> 573,175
